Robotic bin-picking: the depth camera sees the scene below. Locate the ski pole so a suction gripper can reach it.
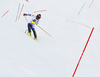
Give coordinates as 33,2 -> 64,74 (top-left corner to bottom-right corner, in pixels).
25,16 -> 28,23
24,16 -> 51,37
37,25 -> 51,37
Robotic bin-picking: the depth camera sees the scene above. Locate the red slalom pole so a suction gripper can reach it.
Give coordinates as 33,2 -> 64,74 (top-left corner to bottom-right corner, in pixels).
37,25 -> 51,37
1,10 -> 9,18
26,0 -> 29,2
89,0 -> 94,9
72,27 -> 94,77
32,10 -> 46,13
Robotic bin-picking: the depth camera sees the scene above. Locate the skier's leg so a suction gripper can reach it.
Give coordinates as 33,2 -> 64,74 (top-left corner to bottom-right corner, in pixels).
30,24 -> 37,40
32,29 -> 37,40
28,23 -> 31,33
28,23 -> 31,36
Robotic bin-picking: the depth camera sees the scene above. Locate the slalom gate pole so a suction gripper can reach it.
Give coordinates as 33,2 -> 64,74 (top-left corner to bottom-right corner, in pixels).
78,3 -> 85,15
1,10 -> 9,18
26,0 -> 29,2
18,4 -> 24,20
32,10 -> 46,13
15,3 -> 20,22
72,27 -> 94,77
88,0 -> 94,9
37,25 -> 51,37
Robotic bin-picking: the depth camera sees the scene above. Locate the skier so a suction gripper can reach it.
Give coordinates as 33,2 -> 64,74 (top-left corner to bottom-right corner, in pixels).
23,13 -> 41,40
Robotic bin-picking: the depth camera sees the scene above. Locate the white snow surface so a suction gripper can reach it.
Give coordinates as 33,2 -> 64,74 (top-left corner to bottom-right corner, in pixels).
0,0 -> 100,77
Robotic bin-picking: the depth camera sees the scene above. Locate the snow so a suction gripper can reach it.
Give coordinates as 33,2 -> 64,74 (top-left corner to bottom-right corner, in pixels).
0,0 -> 100,77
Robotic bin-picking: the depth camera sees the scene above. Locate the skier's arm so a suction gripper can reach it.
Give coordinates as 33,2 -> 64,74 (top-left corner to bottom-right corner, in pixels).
23,13 -> 34,16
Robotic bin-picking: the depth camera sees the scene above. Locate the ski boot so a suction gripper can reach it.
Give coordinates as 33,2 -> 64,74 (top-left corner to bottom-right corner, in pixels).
34,37 -> 37,41
27,32 -> 32,37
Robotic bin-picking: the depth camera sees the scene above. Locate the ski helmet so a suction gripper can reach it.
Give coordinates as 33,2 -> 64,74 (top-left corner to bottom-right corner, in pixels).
36,14 -> 41,20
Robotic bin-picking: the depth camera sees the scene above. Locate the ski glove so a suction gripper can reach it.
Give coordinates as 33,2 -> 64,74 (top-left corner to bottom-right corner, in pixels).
23,13 -> 27,16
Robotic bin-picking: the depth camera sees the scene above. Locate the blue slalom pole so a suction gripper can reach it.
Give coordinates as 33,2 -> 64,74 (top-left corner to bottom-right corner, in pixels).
78,3 -> 85,15
15,3 -> 20,22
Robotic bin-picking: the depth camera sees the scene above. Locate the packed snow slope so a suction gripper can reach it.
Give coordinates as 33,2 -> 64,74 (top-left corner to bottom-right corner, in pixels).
0,0 -> 100,77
